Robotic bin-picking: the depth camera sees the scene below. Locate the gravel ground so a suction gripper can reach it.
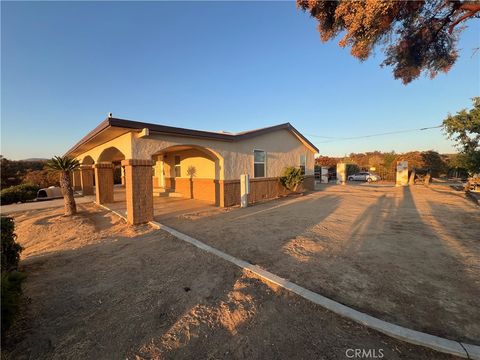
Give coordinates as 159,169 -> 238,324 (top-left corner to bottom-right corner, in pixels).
159,184 -> 480,345
3,203 -> 461,359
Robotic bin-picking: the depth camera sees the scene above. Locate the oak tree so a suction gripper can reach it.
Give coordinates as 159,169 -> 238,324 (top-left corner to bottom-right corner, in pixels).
443,97 -> 480,174
297,0 -> 480,84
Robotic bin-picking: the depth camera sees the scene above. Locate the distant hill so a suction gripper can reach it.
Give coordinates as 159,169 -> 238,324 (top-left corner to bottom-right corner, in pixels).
21,158 -> 48,162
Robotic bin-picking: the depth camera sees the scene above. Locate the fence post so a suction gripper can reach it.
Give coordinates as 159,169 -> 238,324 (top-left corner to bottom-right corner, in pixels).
336,163 -> 346,185
240,174 -> 250,208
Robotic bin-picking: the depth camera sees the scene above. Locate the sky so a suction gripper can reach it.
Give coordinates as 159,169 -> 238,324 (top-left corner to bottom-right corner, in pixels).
1,1 -> 479,160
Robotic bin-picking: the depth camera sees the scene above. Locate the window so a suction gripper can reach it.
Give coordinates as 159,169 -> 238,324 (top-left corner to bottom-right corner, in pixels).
174,155 -> 181,177
253,150 -> 266,178
300,154 -> 306,175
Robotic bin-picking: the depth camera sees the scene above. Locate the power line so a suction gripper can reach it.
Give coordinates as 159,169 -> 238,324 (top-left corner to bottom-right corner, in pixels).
305,124 -> 443,144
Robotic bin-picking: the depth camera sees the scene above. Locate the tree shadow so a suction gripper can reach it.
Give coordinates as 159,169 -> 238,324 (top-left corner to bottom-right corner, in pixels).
335,186 -> 480,344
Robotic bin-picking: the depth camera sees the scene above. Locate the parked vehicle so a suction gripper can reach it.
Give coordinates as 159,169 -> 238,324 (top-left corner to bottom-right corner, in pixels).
348,172 -> 381,182
37,186 -> 63,201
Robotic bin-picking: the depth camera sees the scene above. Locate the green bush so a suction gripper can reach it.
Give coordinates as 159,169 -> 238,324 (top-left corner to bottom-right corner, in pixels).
1,217 -> 23,272
279,166 -> 304,191
0,183 -> 39,205
1,217 -> 25,335
1,271 -> 26,334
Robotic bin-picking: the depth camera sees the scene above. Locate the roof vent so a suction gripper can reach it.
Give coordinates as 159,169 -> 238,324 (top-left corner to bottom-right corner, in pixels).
108,112 -> 113,118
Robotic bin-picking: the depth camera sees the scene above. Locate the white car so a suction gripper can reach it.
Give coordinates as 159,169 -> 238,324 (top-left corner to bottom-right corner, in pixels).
348,172 -> 380,182
37,186 -> 63,201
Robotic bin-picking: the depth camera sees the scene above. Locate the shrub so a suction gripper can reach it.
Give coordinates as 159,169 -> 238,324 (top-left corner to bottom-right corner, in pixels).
1,271 -> 26,334
1,217 -> 25,334
0,183 -> 39,205
279,166 -> 304,191
1,217 -> 22,272
23,169 -> 59,188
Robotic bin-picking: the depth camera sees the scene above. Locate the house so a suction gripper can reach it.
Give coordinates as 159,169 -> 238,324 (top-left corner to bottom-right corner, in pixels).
66,117 -> 318,224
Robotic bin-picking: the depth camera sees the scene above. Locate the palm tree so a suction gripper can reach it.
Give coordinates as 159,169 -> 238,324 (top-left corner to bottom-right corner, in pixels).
46,156 -> 80,216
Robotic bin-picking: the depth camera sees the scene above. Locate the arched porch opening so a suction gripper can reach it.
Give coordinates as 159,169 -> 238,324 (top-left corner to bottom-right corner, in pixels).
151,145 -> 223,206
77,155 -> 96,195
95,147 -> 126,204
81,155 -> 95,165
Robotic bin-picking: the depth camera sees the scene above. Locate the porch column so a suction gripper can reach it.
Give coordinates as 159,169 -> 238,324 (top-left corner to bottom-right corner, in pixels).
121,166 -> 125,186
122,159 -> 154,225
80,165 -> 94,196
94,162 -> 114,204
72,170 -> 82,191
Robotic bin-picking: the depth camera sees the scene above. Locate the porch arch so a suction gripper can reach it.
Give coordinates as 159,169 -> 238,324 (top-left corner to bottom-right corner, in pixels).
94,146 -> 126,204
97,146 -> 126,163
150,144 -> 224,205
81,155 -> 95,165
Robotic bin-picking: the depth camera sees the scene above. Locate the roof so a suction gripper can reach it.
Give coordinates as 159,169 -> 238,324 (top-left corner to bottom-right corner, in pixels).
65,117 -> 319,157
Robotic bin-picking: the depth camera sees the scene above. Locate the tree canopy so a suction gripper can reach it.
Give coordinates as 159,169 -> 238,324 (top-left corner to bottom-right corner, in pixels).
443,97 -> 480,174
297,0 -> 480,84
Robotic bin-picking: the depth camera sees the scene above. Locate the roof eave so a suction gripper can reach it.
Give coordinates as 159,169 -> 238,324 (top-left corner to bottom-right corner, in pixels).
65,118 -> 319,158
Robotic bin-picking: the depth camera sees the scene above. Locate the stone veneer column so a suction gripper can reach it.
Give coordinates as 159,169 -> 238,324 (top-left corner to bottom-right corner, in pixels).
80,165 -> 94,196
396,161 -> 409,186
122,159 -> 154,225
72,170 -> 82,191
94,162 -> 114,204
336,163 -> 347,185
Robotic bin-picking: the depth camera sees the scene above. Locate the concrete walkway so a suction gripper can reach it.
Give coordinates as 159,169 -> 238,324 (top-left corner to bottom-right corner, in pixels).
104,187 -> 219,222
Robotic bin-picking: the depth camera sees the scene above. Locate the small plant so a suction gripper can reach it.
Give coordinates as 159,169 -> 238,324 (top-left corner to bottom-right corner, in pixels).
1,217 -> 25,335
279,166 -> 304,192
46,156 -> 80,216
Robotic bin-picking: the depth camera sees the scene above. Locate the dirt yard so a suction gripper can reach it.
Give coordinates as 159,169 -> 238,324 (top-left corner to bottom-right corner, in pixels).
159,184 -> 480,345
3,203 -> 460,359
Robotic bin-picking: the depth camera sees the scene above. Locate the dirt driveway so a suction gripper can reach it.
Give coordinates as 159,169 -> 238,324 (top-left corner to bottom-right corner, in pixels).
159,184 -> 480,345
4,204 -> 459,359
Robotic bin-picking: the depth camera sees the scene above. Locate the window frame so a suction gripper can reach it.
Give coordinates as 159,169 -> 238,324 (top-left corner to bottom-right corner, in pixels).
253,149 -> 266,178
299,153 -> 306,175
174,155 -> 181,178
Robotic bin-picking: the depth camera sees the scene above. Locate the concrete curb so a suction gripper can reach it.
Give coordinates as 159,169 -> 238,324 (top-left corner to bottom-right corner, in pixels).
97,203 -> 128,221
97,203 -> 479,359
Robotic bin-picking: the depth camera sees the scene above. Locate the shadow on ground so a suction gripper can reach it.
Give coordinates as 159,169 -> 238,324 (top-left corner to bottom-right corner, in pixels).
160,185 -> 480,345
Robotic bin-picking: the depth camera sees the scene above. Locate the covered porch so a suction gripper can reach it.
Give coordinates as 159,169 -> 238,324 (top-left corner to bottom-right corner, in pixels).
70,142 -> 223,225
105,187 -> 218,222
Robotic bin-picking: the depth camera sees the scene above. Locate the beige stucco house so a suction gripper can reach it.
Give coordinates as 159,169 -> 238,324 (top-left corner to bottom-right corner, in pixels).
66,117 -> 318,224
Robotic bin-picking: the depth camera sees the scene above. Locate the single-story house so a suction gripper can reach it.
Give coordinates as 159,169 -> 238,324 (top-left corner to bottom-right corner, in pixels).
66,116 -> 318,224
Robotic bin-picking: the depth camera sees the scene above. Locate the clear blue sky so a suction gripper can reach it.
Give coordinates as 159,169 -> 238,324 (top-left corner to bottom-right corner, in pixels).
1,1 -> 479,160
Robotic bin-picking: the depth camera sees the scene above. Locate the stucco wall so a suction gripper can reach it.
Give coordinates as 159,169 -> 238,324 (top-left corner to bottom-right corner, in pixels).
161,148 -> 216,179
132,129 -> 315,181
74,132 -> 134,164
